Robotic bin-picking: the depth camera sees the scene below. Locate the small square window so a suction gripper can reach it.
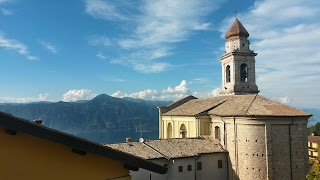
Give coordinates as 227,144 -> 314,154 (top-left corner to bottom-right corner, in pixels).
187,165 -> 192,171
178,166 -> 183,172
197,162 -> 202,171
218,160 -> 223,168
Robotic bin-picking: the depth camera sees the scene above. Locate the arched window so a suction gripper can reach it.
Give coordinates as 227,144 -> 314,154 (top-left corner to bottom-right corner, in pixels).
215,126 -> 221,141
226,65 -> 231,83
240,63 -> 248,82
180,124 -> 187,138
167,123 -> 173,138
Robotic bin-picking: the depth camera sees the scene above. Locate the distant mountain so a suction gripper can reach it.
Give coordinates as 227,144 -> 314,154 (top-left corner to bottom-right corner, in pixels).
0,94 -> 172,143
303,108 -> 320,127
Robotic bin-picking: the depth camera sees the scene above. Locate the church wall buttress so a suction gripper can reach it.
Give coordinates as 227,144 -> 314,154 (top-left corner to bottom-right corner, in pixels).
270,125 -> 291,180
290,123 -> 309,180
225,122 -> 237,180
237,124 -> 267,180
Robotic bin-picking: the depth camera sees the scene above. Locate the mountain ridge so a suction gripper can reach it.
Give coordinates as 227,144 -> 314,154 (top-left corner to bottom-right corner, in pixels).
0,94 -> 171,143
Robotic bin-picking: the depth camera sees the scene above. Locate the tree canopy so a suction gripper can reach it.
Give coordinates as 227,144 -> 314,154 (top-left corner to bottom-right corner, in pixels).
308,123 -> 320,136
307,159 -> 320,180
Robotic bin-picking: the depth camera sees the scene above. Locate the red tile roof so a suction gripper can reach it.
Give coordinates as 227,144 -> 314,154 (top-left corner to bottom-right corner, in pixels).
162,95 -> 311,117
225,18 -> 249,39
308,136 -> 320,142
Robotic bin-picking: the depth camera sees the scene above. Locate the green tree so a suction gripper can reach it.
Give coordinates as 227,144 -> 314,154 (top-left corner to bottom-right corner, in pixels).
307,159 -> 320,180
308,122 -> 320,136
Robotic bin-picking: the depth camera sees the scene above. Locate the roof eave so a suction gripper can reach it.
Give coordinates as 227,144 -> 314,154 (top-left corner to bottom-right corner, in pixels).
209,114 -> 312,118
0,112 -> 167,174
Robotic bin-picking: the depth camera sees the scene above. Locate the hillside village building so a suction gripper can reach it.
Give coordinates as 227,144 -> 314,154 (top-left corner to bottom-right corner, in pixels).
107,19 -> 311,180
106,137 -> 228,180
0,112 -> 166,180
308,135 -> 320,159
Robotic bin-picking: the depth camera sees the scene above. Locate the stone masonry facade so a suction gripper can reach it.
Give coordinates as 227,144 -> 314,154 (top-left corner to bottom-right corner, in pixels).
212,117 -> 308,180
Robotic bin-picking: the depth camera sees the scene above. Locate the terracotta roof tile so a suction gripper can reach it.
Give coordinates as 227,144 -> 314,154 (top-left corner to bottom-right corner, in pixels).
308,136 -> 320,143
225,18 -> 249,39
162,95 -> 311,117
105,136 -> 226,160
162,96 -> 227,116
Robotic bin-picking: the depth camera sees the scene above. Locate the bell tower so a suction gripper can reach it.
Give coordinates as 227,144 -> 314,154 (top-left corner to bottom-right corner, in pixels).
220,19 -> 259,95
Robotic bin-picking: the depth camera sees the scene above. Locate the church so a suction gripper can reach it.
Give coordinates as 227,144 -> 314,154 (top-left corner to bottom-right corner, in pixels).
108,19 -> 311,180
159,18 -> 311,180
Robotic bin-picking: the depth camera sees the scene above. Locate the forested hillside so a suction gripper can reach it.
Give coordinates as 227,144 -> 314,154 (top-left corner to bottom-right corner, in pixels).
0,94 -> 171,143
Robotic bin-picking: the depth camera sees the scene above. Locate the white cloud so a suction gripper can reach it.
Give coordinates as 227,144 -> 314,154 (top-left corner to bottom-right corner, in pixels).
1,8 -> 12,15
111,80 -> 221,102
112,89 -> 158,100
111,91 -> 128,98
63,89 -> 97,102
163,80 -> 188,94
96,52 -> 107,59
86,0 -> 220,73
0,34 -> 38,60
0,1 -> 13,15
39,93 -> 49,101
88,35 -> 112,47
150,48 -> 171,60
275,96 -> 291,105
193,22 -> 211,30
190,88 -> 220,99
157,93 -> 189,101
115,0 -> 215,49
0,93 -> 50,103
219,0 -> 320,108
250,0 -> 319,23
190,77 -> 209,84
210,88 -> 221,97
85,0 -> 129,21
100,76 -> 127,82
129,89 -> 158,99
134,63 -> 169,74
40,41 -> 58,54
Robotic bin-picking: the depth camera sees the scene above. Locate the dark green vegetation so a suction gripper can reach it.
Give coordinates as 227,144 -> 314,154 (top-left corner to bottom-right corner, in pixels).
0,94 -> 171,143
308,123 -> 320,136
307,109 -> 320,135
307,159 -> 320,180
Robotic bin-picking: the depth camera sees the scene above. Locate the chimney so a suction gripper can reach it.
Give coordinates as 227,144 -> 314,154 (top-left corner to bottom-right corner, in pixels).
33,119 -> 43,125
125,137 -> 131,143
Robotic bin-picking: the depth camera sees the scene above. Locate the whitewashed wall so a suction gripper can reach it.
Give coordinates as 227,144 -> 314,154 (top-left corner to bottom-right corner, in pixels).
130,153 -> 227,180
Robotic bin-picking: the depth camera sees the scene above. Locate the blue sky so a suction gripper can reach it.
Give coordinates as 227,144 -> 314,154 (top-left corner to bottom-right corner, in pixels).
0,0 -> 319,108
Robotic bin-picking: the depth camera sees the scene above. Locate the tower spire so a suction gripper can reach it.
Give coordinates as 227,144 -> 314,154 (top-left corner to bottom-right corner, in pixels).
225,18 -> 249,39
220,18 -> 259,95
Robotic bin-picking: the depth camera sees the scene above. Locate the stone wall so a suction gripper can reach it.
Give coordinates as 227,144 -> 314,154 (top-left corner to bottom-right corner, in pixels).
225,122 -> 237,179
130,154 -> 228,180
237,124 -> 267,179
268,122 -> 308,180
221,117 -> 308,180
270,125 -> 291,180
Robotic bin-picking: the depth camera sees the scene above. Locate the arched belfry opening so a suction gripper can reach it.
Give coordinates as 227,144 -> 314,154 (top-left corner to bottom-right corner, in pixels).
226,65 -> 231,83
180,124 -> 187,138
215,126 -> 221,141
167,123 -> 173,138
240,63 -> 248,82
